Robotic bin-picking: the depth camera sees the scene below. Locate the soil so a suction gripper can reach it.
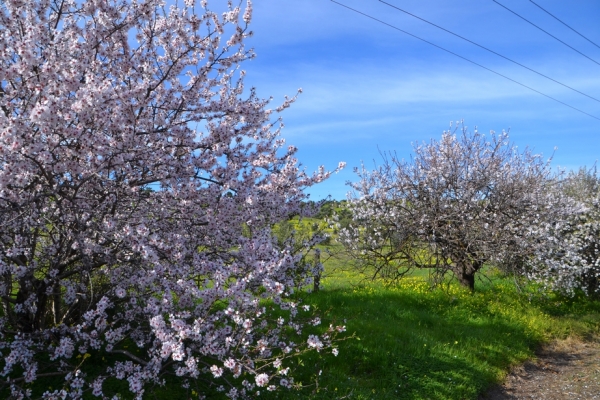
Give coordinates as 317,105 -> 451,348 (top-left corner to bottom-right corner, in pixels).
479,338 -> 600,400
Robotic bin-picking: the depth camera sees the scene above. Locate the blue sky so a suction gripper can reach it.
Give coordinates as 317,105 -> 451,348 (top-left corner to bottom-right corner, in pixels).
240,0 -> 600,200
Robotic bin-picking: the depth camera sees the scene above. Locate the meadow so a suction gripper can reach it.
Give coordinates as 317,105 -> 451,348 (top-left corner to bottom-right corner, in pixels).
259,245 -> 600,400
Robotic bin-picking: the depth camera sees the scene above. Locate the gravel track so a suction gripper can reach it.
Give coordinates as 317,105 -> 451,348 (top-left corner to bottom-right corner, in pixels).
480,338 -> 600,400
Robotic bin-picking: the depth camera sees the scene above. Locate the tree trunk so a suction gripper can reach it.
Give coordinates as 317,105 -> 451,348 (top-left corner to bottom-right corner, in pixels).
584,273 -> 600,298
15,276 -> 48,332
313,249 -> 321,293
453,259 -> 483,292
456,267 -> 475,291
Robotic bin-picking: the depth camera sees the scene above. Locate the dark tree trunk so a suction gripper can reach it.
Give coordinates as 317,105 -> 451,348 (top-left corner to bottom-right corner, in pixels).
16,276 -> 48,332
453,259 -> 483,292
456,267 -> 475,291
313,249 -> 321,293
584,274 -> 600,298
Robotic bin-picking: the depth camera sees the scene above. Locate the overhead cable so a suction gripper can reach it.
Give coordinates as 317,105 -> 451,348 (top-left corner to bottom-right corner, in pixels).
529,0 -> 600,50
378,0 -> 600,104
493,0 -> 600,67
329,1 -> 600,121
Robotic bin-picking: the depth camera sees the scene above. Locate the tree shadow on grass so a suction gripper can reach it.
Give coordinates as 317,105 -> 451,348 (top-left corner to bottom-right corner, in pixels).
273,285 -> 557,399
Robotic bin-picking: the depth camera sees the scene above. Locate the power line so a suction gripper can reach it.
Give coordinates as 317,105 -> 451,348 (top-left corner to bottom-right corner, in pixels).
329,1 -> 600,121
529,0 -> 600,50
493,0 -> 600,67
378,0 -> 600,104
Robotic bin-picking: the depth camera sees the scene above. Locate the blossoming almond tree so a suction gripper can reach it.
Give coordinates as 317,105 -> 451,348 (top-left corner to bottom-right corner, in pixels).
531,168 -> 600,297
0,0 -> 344,398
340,123 -> 553,290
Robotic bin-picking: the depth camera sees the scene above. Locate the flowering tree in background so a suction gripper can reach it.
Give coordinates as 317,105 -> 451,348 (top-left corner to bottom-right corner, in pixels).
340,123 -> 553,290
531,167 -> 600,297
0,0 -> 344,398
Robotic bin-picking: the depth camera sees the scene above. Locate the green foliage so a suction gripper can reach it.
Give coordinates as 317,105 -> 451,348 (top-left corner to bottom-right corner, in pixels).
311,200 -> 348,220
272,217 -> 330,249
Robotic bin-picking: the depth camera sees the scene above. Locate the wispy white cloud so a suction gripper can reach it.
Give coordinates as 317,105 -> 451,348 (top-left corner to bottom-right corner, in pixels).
251,59 -> 600,120
236,0 -> 600,199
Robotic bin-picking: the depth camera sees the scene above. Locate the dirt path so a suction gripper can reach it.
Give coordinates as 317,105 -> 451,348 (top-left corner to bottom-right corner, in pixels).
479,338 -> 600,399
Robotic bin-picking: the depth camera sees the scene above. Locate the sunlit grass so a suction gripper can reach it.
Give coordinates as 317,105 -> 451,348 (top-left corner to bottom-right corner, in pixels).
265,264 -> 600,399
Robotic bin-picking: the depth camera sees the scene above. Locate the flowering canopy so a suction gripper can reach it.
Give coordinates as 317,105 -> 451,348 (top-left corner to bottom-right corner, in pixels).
341,123 -> 553,290
531,168 -> 600,297
0,0 -> 343,398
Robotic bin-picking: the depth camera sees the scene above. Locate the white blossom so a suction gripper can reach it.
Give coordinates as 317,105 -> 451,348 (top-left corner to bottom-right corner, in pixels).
0,0 -> 343,396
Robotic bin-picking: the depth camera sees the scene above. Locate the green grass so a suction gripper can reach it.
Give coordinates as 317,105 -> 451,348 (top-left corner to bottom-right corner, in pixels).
264,266 -> 600,399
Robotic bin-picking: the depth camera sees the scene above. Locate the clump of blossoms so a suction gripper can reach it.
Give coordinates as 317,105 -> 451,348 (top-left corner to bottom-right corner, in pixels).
530,168 -> 600,297
0,0 -> 344,398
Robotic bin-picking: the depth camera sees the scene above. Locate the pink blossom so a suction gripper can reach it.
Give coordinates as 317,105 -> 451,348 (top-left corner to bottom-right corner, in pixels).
210,365 -> 224,378
307,335 -> 323,351
0,0 -> 343,396
255,373 -> 269,387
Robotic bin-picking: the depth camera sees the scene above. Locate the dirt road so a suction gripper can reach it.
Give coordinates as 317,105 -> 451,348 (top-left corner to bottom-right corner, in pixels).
480,338 -> 600,400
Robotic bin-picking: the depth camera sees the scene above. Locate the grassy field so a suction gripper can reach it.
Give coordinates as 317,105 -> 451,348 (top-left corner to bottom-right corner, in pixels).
263,254 -> 600,400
